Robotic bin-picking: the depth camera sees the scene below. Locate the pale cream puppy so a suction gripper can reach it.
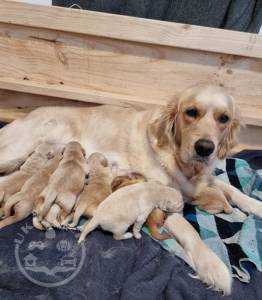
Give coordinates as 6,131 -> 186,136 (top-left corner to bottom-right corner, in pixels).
39,141 -> 87,220
0,151 -> 62,229
78,182 -> 184,243
0,143 -> 57,216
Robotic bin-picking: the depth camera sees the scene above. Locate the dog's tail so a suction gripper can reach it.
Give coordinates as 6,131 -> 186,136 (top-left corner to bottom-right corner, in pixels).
4,193 -> 22,217
78,217 -> 99,243
148,223 -> 172,241
39,190 -> 57,219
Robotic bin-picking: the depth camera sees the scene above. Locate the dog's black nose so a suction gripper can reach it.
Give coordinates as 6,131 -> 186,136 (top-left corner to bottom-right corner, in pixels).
194,139 -> 215,157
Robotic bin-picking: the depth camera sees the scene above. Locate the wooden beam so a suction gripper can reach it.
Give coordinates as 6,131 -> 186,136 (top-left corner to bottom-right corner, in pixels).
0,22 -> 261,126
0,0 -> 262,59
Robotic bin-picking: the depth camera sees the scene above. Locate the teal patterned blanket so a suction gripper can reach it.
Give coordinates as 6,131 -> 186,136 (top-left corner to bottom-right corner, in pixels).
143,158 -> 262,282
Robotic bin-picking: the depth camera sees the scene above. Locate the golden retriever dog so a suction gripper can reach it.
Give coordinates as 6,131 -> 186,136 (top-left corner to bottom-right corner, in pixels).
1,84 -> 257,294
0,150 -> 62,229
78,181 -> 184,243
0,143 -> 57,216
38,141 -> 87,220
65,152 -> 112,228
111,173 -> 171,240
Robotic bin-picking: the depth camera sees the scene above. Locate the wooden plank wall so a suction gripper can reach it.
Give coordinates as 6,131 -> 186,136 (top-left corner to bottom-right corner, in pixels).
0,1 -> 261,150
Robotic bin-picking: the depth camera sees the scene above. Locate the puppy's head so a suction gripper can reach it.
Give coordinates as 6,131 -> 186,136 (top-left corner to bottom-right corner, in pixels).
111,172 -> 146,192
63,141 -> 86,158
87,152 -> 108,167
150,85 -> 242,165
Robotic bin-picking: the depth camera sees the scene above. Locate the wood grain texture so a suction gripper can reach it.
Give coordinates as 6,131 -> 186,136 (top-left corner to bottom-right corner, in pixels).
0,0 -> 262,58
0,23 -> 261,125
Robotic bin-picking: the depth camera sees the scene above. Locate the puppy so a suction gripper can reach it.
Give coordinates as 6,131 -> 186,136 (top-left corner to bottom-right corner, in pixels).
111,172 -> 147,191
78,182 -> 184,243
0,151 -> 62,229
0,143 -> 57,216
66,152 -> 112,228
192,186 -> 233,214
39,141 -> 86,220
111,173 -> 171,240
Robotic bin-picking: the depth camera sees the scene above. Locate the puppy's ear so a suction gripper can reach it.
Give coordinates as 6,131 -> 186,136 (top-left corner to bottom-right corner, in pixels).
217,106 -> 242,159
61,146 -> 66,156
150,97 -> 179,148
99,155 -> 108,167
81,147 -> 86,157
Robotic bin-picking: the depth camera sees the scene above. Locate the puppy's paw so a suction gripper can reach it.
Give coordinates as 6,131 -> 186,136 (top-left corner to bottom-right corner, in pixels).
187,243 -> 232,295
134,232 -> 142,239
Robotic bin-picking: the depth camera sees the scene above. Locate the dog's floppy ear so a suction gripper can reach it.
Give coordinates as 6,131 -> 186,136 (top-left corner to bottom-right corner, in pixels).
217,105 -> 242,159
150,97 -> 179,148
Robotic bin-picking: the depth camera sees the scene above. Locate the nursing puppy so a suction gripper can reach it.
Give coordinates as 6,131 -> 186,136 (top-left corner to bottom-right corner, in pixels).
67,152 -> 112,228
32,197 -> 62,230
0,151 -> 62,229
0,143 -> 56,216
193,186 -> 233,214
111,173 -> 171,240
39,141 -> 86,219
78,182 -> 184,243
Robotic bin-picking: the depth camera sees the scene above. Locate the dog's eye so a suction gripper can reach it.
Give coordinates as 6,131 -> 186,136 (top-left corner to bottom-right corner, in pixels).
218,114 -> 229,124
185,108 -> 198,118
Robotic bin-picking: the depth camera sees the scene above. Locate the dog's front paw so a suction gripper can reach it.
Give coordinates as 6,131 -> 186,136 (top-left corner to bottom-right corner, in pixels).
239,195 -> 262,218
187,242 -> 232,295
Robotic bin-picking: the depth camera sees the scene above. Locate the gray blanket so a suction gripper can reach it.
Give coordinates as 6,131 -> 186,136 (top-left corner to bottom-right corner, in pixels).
53,0 -> 262,33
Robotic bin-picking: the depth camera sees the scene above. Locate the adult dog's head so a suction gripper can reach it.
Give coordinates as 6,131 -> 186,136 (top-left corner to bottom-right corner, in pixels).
150,85 -> 242,166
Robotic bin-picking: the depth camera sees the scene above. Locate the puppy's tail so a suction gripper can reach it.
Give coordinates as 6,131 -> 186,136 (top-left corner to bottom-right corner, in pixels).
148,224 -> 172,241
78,218 -> 98,243
39,191 -> 57,219
4,193 -> 22,217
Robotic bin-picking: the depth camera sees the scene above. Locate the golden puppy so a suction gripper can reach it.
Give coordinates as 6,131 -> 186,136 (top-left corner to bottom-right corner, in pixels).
78,182 -> 184,243
0,143 -> 57,216
39,141 -> 86,220
192,186 -> 233,214
66,152 -> 112,228
111,173 -> 171,240
0,151 -> 62,229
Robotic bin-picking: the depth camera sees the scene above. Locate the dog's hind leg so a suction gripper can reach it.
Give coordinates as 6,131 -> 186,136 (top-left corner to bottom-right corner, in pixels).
0,108 -> 65,174
39,191 -> 57,218
133,214 -> 147,239
0,118 -> 40,174
69,205 -> 86,227
56,192 -> 76,214
0,200 -> 32,229
4,193 -> 22,217
78,217 -> 99,243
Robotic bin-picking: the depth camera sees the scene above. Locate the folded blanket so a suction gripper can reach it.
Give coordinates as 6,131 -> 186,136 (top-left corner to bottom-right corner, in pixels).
143,158 -> 262,282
